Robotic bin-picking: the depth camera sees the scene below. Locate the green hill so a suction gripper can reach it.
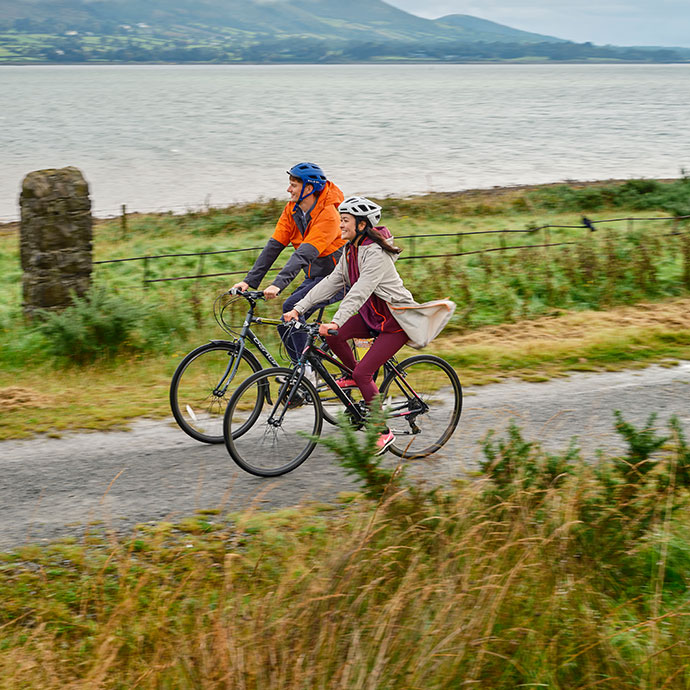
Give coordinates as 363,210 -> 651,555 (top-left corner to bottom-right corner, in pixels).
0,0 -> 566,44
0,0 -> 684,63
436,13 -> 568,43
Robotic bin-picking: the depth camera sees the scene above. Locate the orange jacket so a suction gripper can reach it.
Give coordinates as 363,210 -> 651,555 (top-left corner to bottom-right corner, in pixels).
272,180 -> 345,257
244,181 -> 346,291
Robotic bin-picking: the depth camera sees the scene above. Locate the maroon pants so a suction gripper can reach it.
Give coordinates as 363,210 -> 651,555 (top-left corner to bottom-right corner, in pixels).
325,313 -> 409,404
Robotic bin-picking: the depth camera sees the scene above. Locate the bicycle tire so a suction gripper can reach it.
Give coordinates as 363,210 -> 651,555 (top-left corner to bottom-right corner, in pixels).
224,367 -> 323,477
170,341 -> 262,444
379,354 -> 462,459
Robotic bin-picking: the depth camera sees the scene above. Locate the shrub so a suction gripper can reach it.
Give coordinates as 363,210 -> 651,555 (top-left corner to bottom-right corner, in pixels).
35,287 -> 147,363
480,420 -> 578,499
479,412 -> 690,585
526,178 -> 690,216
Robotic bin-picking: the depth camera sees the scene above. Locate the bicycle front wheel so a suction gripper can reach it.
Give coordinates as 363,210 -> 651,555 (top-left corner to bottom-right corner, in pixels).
170,342 -> 262,444
379,355 -> 462,459
224,367 -> 323,477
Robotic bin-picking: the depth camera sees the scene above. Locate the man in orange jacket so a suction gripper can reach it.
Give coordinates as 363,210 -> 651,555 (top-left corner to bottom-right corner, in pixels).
231,162 -> 345,361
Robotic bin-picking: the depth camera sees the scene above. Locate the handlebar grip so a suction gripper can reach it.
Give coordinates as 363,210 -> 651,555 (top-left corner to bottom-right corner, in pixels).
327,329 -> 338,336
229,288 -> 265,300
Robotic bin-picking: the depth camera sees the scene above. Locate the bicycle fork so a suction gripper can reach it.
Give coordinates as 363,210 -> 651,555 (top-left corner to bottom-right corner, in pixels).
212,341 -> 245,397
266,367 -> 308,426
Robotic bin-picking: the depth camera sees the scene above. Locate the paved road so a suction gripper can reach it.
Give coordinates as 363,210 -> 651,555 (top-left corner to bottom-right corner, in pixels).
1,362 -> 689,551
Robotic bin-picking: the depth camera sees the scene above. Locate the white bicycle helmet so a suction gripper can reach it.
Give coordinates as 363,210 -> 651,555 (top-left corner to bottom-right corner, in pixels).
338,196 -> 382,226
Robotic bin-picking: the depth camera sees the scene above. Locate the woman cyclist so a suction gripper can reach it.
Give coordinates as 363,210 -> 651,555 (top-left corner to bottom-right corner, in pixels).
283,196 -> 455,455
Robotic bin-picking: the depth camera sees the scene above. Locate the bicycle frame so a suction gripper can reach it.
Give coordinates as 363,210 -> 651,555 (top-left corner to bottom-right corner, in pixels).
273,324 -> 430,432
211,291 -> 327,398
208,296 -> 282,397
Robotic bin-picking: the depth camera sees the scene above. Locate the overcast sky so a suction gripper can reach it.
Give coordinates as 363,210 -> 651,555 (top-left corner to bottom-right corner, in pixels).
385,0 -> 690,48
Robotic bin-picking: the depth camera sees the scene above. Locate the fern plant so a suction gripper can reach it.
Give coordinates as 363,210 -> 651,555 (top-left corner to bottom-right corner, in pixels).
35,286 -> 147,363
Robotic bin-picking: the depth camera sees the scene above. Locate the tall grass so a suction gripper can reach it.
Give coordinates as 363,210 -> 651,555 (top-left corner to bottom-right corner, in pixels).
2,414 -> 690,688
404,223 -> 690,328
87,177 -> 690,335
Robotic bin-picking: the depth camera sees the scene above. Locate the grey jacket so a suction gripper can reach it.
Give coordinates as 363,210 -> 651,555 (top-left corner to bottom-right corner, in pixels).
294,237 -> 455,349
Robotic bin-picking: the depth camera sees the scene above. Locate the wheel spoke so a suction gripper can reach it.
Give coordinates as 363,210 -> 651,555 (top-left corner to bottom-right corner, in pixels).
170,343 -> 260,444
380,355 -> 462,459
224,367 -> 323,476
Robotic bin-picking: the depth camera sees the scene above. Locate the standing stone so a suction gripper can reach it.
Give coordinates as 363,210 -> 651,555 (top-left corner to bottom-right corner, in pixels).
20,167 -> 93,317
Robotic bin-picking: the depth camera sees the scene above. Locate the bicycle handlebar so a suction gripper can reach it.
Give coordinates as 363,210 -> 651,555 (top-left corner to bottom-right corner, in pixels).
228,288 -> 265,300
286,320 -> 338,336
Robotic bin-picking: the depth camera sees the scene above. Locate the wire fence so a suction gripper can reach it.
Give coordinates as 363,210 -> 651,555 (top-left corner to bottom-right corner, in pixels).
0,198 -> 220,224
92,214 -> 690,286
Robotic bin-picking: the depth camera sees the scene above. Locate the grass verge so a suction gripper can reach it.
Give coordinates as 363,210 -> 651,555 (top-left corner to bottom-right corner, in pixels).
433,297 -> 690,383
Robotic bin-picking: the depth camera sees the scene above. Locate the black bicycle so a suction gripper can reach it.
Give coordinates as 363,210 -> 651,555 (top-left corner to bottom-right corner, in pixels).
222,321 -> 463,477
169,291 -> 354,443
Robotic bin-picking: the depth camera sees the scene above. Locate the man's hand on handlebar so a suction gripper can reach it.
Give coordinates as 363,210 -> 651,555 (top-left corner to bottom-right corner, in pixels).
230,281 -> 249,294
319,322 -> 338,337
263,285 -> 280,300
283,309 -> 300,323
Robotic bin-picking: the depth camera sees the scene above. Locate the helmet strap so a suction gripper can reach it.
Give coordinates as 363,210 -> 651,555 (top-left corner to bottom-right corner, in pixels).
353,218 -> 369,242
296,181 -> 316,206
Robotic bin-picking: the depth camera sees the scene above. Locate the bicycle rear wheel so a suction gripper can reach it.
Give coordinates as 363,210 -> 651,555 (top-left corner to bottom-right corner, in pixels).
224,367 -> 323,477
170,342 -> 262,444
379,355 -> 462,459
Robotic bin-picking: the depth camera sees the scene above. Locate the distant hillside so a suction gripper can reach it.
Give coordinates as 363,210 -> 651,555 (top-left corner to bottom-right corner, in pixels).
0,0 -> 685,63
436,14 -> 568,44
0,0 -> 567,44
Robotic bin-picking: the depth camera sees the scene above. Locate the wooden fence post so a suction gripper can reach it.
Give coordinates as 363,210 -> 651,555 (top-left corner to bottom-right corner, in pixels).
191,254 -> 205,327
120,204 -> 128,239
683,232 -> 690,290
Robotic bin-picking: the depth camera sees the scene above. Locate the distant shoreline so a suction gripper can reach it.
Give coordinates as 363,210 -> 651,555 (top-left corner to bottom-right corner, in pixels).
2,59 -> 690,67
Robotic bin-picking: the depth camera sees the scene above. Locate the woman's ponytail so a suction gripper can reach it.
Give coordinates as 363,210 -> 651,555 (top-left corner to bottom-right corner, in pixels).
363,224 -> 402,255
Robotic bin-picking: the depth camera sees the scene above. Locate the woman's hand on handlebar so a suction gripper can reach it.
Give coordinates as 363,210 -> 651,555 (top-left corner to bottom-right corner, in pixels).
319,321 -> 338,337
283,309 -> 300,323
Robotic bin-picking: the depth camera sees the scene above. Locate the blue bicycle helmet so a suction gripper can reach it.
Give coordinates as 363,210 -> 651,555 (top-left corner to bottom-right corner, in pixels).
287,162 -> 327,204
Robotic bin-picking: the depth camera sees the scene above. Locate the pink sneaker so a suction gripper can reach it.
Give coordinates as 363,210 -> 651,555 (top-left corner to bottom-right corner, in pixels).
336,377 -> 357,389
375,430 -> 396,456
